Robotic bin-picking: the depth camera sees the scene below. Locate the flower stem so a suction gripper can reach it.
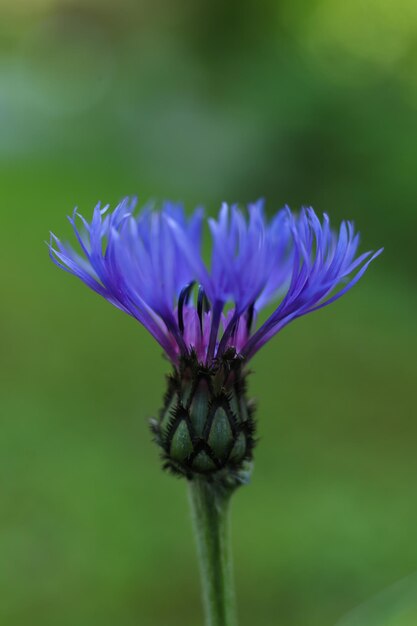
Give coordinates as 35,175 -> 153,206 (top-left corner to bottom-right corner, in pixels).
188,478 -> 237,626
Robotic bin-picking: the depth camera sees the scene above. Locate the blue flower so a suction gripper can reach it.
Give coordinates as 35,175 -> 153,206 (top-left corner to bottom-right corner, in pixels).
49,198 -> 382,365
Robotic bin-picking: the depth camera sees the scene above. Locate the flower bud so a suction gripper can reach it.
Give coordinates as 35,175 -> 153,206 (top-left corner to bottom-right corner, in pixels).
151,350 -> 256,484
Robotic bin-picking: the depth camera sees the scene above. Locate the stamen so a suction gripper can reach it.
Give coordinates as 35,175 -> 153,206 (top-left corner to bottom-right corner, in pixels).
230,318 -> 239,339
216,309 -> 238,358
206,301 -> 223,364
197,285 -> 210,332
246,302 -> 255,333
178,281 -> 195,335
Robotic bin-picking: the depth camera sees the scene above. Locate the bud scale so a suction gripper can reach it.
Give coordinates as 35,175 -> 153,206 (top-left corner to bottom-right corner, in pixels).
151,350 -> 256,484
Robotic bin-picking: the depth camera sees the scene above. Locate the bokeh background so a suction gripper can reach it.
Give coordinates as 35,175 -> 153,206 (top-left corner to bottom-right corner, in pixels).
1,1 -> 417,625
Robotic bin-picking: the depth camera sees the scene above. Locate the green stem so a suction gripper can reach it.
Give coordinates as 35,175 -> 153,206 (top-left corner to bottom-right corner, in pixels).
188,478 -> 237,626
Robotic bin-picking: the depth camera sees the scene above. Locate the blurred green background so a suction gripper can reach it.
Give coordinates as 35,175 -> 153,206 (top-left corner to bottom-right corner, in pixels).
1,1 -> 417,625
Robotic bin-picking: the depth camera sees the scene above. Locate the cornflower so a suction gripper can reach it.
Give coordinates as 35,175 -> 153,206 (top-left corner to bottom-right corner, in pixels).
49,198 -> 382,626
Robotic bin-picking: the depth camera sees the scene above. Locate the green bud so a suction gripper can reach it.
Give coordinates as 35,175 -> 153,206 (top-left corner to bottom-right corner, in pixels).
151,350 -> 256,485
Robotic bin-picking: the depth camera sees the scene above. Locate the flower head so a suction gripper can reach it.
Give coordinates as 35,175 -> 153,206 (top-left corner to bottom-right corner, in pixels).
50,198 -> 382,482
49,198 -> 382,365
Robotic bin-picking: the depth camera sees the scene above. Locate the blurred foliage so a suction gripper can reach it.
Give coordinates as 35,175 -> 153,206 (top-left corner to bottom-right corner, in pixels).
1,1 -> 417,625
